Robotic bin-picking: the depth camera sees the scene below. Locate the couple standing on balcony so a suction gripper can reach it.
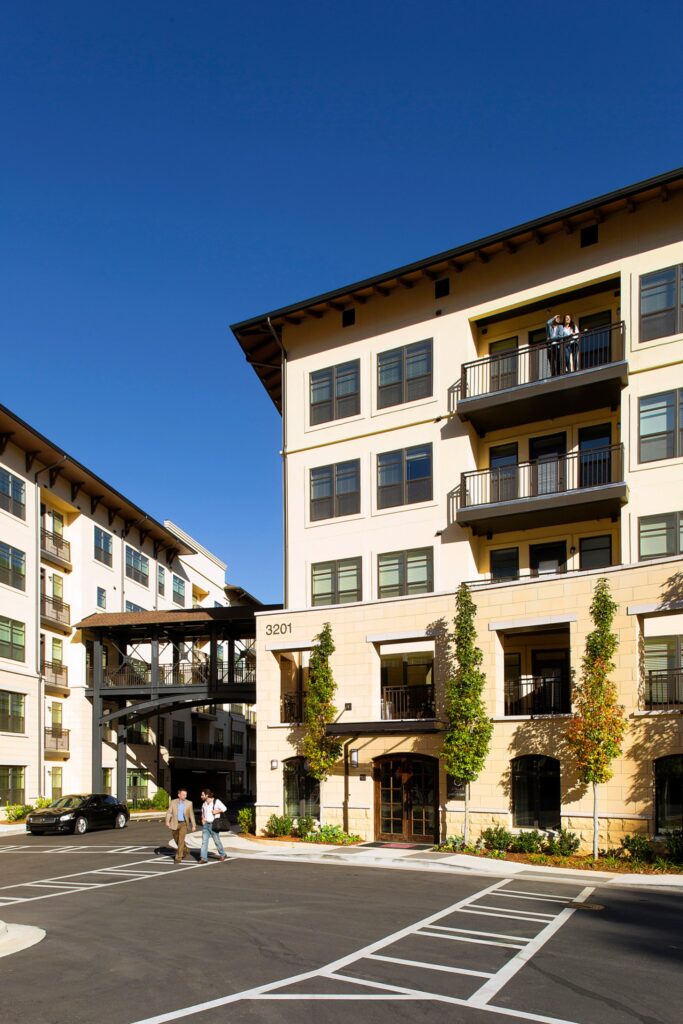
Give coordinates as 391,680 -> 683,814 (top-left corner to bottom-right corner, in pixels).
547,313 -> 579,376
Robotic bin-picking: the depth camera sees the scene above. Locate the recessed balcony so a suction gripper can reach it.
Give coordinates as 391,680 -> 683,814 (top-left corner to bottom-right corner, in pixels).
644,670 -> 683,713
457,322 -> 627,435
42,661 -> 70,696
456,444 -> 627,535
504,676 -> 571,717
381,684 -> 436,721
40,529 -> 72,571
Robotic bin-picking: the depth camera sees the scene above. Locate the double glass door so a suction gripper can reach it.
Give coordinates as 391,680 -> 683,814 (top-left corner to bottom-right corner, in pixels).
375,756 -> 437,842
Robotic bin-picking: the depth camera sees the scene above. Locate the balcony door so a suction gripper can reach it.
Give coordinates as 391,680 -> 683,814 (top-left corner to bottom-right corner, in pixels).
578,310 -> 612,369
531,649 -> 570,713
530,541 -> 567,576
490,443 -> 518,503
374,755 -> 438,843
529,433 -> 566,496
489,337 -> 518,393
579,424 -> 611,487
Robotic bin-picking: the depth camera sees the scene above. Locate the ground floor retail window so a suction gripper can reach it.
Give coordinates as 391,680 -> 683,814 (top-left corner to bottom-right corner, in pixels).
283,757 -> 320,819
655,755 -> 683,832
511,755 -> 561,829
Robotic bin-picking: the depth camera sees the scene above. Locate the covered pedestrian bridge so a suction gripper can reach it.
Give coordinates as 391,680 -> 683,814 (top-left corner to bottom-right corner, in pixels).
76,604 -> 279,799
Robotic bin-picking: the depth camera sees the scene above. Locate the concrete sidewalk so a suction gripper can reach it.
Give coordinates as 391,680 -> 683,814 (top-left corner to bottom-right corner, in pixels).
210,830 -> 683,889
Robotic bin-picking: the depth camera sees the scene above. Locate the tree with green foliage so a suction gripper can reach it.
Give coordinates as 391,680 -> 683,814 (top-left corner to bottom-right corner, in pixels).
301,623 -> 343,782
566,577 -> 627,860
440,583 -> 492,844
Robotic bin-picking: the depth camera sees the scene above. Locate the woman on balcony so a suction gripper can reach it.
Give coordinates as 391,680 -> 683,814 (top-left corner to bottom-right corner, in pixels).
562,313 -> 579,372
546,314 -> 564,376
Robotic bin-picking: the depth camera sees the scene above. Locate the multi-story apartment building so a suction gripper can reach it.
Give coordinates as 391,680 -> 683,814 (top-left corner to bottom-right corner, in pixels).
232,166 -> 683,848
0,404 -> 254,810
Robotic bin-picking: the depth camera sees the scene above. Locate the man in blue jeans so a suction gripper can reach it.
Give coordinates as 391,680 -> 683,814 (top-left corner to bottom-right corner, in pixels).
199,788 -> 228,863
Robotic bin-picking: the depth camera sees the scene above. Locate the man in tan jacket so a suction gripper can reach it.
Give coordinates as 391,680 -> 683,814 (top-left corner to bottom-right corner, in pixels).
165,788 -> 196,863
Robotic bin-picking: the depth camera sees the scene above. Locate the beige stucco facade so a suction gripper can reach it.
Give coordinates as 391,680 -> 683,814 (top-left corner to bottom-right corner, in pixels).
239,173 -> 683,850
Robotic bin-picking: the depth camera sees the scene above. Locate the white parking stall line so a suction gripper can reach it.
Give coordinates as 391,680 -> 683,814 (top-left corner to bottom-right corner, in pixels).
457,907 -> 555,924
469,903 -> 555,920
494,892 -> 573,905
427,924 -> 532,943
367,953 -> 494,978
501,890 -> 572,903
418,928 -> 526,950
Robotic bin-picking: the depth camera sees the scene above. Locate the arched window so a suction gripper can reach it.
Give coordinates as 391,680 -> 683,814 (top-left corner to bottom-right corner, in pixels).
283,757 -> 320,819
512,755 -> 560,829
655,755 -> 683,832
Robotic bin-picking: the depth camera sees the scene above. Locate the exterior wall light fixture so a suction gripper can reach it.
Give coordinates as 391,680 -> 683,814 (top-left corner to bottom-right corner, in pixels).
350,749 -> 359,768
270,759 -> 279,770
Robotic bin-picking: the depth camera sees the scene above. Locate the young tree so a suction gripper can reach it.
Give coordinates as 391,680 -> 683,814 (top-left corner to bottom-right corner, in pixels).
301,623 -> 343,781
566,577 -> 627,860
441,583 -> 492,845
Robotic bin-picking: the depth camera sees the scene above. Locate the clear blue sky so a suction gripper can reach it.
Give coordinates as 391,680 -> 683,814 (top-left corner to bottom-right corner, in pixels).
1,2 -> 681,603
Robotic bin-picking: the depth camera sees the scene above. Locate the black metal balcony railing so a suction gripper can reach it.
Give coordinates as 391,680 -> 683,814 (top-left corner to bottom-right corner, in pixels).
170,739 -> 234,760
460,444 -> 624,509
504,677 -> 570,716
381,684 -> 436,720
41,594 -> 71,628
461,322 -> 625,400
41,528 -> 71,564
0,563 -> 25,590
44,726 -> 70,753
92,659 -> 257,689
281,692 -> 307,724
644,670 -> 683,712
0,714 -> 24,734
42,660 -> 69,690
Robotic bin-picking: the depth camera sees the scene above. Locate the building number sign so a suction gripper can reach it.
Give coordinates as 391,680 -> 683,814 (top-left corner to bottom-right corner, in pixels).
265,622 -> 292,636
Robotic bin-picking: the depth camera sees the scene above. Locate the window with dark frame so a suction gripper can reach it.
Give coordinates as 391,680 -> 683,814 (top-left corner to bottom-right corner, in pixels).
0,468 -> 26,520
639,390 -> 683,463
0,616 -> 25,662
377,444 -> 432,509
639,512 -> 683,561
0,542 -> 26,591
579,535 -> 612,570
378,548 -> 433,599
490,548 -> 519,582
311,558 -> 362,606
640,265 -> 683,343
0,765 -> 25,805
0,691 -> 25,733
310,460 -> 360,521
125,546 -> 148,586
158,565 -> 165,596
309,360 -> 360,425
377,340 -> 433,409
511,755 -> 561,829
94,527 -> 113,566
654,755 -> 683,832
172,575 -> 185,606
96,586 -> 106,610
283,756 -> 320,818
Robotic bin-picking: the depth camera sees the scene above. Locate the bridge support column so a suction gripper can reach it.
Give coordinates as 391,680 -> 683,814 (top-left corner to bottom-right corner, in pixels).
91,638 -> 103,792
116,723 -> 127,803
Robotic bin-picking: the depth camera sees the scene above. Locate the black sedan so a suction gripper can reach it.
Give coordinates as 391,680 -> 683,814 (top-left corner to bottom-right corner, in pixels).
26,794 -> 130,835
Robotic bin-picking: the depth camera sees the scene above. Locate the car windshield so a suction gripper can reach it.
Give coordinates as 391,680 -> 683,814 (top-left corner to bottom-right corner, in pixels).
48,796 -> 87,810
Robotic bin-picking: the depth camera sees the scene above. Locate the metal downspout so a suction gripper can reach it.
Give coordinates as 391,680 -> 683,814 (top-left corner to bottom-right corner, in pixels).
266,317 -> 288,609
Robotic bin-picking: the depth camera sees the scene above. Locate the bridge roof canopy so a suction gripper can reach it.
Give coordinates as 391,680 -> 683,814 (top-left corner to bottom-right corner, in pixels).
76,604 -> 281,640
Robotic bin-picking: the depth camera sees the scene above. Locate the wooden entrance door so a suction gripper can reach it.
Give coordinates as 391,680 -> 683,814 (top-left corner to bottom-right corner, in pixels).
374,755 -> 438,843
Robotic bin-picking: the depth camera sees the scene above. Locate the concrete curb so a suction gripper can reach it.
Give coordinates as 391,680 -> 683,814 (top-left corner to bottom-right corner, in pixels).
0,921 -> 45,958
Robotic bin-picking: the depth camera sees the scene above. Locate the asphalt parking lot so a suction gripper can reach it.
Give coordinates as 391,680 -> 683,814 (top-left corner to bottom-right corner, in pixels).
0,820 -> 681,1024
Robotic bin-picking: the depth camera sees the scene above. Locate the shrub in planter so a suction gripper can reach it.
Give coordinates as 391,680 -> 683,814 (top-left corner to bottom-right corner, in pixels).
303,825 -> 361,845
34,797 -> 52,809
5,803 -> 34,822
481,826 -> 512,852
620,833 -> 654,864
544,828 -> 580,857
151,788 -> 170,810
663,830 -> 683,864
436,835 -> 469,853
236,807 -> 255,835
265,814 -> 293,837
296,815 -> 314,838
509,830 -> 544,854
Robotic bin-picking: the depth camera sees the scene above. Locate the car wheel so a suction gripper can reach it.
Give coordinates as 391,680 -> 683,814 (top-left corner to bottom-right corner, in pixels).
74,816 -> 88,835
113,812 -> 127,830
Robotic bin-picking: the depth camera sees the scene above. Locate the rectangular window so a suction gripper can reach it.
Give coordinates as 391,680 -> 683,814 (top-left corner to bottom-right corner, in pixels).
102,767 -> 112,795
640,265 -> 683,342
639,392 -> 682,463
0,542 -> 26,591
125,546 -> 149,586
490,548 -> 519,581
0,691 -> 25,733
309,360 -> 360,425
51,638 -> 63,664
94,527 -> 113,567
172,575 -> 185,606
125,600 -> 144,613
0,765 -> 24,805
97,586 -> 106,610
377,444 -> 432,509
378,548 -> 433,599
579,535 -> 612,570
0,617 -> 25,662
310,460 -> 360,521
157,565 -> 165,596
377,340 -> 433,409
639,512 -> 682,561
232,731 -> 244,753
51,767 -> 63,800
311,558 -> 362,606
0,468 -> 26,520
